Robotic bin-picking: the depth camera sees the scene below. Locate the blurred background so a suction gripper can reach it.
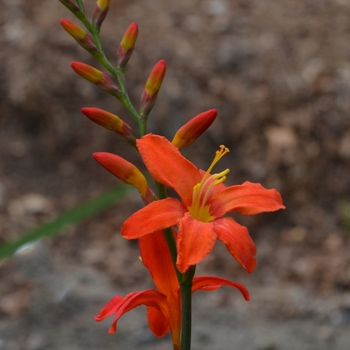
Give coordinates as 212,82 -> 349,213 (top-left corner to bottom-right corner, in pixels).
1,0 -> 350,349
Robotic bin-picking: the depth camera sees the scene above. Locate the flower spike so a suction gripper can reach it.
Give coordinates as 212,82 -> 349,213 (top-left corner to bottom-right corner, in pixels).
139,60 -> 166,118
116,22 -> 139,70
92,0 -> 110,30
70,62 -> 120,96
81,108 -> 137,145
60,19 -> 98,54
172,109 -> 218,150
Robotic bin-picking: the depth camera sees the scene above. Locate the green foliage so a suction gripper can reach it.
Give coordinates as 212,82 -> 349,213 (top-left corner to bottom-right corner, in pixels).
0,185 -> 132,262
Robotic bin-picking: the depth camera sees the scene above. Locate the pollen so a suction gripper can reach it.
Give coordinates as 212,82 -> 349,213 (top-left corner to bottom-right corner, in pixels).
188,145 -> 230,222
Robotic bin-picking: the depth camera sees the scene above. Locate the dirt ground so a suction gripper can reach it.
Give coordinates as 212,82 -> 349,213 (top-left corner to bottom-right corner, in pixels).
1,0 -> 350,349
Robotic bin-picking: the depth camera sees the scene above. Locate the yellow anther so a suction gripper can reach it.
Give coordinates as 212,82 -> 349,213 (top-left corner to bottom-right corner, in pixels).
207,145 -> 229,174
188,146 -> 230,222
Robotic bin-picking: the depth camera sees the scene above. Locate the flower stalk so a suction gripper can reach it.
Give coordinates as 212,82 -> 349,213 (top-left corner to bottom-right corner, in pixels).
58,1 -> 285,349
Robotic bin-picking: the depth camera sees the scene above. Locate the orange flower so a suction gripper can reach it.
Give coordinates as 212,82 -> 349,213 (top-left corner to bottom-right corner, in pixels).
122,134 -> 285,273
95,230 -> 249,350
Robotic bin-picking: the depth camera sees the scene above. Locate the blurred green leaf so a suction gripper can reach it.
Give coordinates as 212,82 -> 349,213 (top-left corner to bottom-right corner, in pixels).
0,185 -> 133,262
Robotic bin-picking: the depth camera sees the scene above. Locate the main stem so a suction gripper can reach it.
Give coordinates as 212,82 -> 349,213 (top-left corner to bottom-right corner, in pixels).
156,182 -> 194,350
180,266 -> 195,350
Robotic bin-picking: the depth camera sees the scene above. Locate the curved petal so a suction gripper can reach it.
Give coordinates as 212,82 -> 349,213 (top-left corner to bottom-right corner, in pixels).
213,217 -> 256,273
176,213 -> 217,273
94,295 -> 123,321
137,134 -> 201,206
94,290 -> 167,334
147,306 -> 169,338
139,231 -> 179,297
121,198 -> 186,239
192,276 -> 250,301
211,181 -> 285,217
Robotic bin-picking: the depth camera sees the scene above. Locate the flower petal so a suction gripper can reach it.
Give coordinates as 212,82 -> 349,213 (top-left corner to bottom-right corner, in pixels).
176,213 -> 217,272
94,295 -> 123,321
213,217 -> 256,273
192,276 -> 250,301
147,306 -> 169,338
139,231 -> 179,297
137,134 -> 201,206
211,181 -> 285,217
121,198 -> 186,239
94,290 -> 167,334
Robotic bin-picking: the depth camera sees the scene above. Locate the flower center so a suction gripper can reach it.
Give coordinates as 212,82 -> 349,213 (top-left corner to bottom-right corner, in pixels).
188,145 -> 230,222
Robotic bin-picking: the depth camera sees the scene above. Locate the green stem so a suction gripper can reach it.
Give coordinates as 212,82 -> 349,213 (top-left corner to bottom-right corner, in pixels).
180,266 -> 195,350
75,0 -> 85,13
157,180 -> 195,350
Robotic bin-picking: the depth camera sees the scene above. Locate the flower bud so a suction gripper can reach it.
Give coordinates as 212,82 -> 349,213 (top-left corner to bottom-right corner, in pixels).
60,19 -> 97,54
172,109 -> 218,150
92,0 -> 110,30
81,107 -> 137,144
139,60 -> 166,117
70,62 -> 120,96
116,22 -> 139,69
93,152 -> 154,202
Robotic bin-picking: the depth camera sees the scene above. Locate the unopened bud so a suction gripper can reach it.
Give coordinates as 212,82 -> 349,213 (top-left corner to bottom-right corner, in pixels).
81,107 -> 137,144
116,22 -> 139,69
93,152 -> 154,201
92,0 -> 110,30
60,19 -> 97,54
139,60 -> 166,117
172,109 -> 218,150
70,62 -> 120,96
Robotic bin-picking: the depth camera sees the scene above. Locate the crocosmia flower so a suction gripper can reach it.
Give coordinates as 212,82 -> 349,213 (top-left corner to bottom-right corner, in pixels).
122,134 -> 285,273
95,230 -> 249,350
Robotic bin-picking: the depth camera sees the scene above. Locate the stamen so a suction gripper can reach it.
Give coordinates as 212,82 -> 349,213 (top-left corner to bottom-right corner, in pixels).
188,145 -> 230,222
207,145 -> 229,174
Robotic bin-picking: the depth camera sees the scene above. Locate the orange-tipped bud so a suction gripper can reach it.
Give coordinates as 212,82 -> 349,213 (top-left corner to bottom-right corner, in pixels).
60,19 -> 97,53
116,22 -> 139,69
144,60 -> 166,98
139,60 -> 166,117
71,62 -> 104,83
92,0 -> 110,29
60,19 -> 86,40
70,62 -> 120,95
93,152 -> 149,199
81,107 -> 137,144
121,22 -> 138,51
172,109 -> 218,150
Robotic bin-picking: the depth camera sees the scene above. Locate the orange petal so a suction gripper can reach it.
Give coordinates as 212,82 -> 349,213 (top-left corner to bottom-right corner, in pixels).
213,217 -> 256,273
176,213 -> 217,273
95,290 -> 167,334
211,181 -> 285,217
94,295 -> 123,321
147,306 -> 170,338
139,231 -> 179,297
192,276 -> 250,301
137,134 -> 201,206
121,198 -> 186,239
